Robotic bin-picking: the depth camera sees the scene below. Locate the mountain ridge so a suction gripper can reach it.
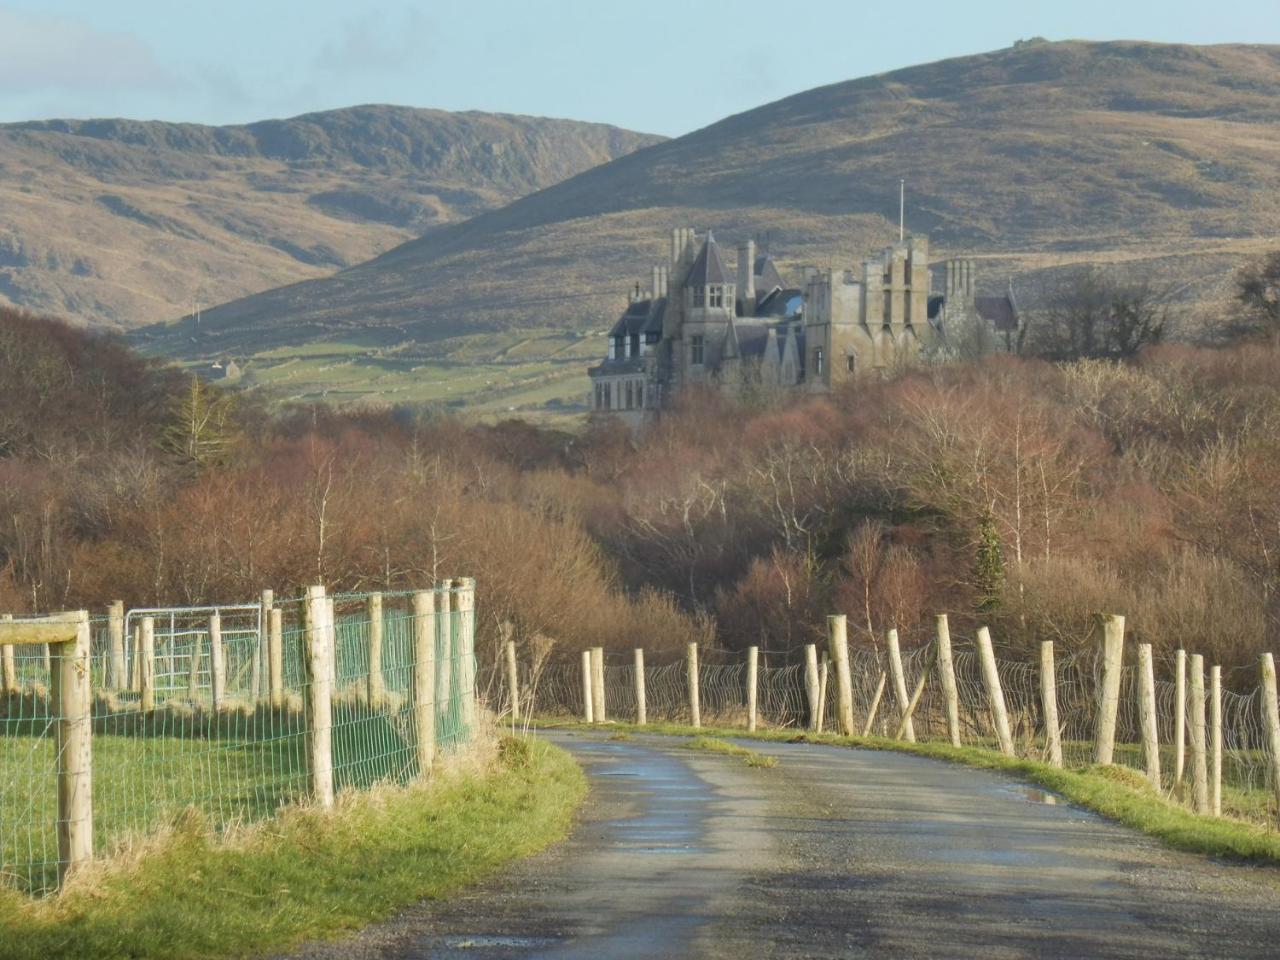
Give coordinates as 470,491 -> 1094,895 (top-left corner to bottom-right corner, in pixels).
139,39 -> 1280,366
0,104 -> 664,328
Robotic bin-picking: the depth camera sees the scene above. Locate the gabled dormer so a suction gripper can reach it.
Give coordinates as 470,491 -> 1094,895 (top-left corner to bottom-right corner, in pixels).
684,232 -> 735,315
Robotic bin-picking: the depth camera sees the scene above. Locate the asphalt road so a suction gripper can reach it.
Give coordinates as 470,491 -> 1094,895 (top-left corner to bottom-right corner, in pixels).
283,730 -> 1280,959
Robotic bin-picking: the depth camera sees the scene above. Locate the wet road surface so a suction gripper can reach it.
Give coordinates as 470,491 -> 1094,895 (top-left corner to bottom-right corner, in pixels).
282,730 -> 1280,959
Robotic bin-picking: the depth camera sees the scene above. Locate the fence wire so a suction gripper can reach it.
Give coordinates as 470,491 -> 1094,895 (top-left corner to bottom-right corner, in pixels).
0,583 -> 477,895
485,637 -> 1280,830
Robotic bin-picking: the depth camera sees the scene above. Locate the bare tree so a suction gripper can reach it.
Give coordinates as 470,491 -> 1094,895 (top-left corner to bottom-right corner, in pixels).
1218,250 -> 1280,342
1025,267 -> 1171,361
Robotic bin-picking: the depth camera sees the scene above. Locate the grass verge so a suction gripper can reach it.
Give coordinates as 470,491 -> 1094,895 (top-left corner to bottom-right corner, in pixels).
0,736 -> 586,960
542,719 -> 1280,865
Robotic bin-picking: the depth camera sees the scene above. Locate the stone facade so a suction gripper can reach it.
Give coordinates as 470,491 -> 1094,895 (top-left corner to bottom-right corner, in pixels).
588,227 -> 1016,423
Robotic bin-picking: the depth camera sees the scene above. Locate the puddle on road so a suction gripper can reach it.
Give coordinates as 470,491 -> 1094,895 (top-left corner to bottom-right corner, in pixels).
435,934 -> 560,950
1012,785 -> 1061,805
621,844 -> 705,855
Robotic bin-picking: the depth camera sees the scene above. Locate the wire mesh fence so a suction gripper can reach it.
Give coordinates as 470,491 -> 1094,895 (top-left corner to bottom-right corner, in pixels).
0,581 -> 478,896
484,622 -> 1280,830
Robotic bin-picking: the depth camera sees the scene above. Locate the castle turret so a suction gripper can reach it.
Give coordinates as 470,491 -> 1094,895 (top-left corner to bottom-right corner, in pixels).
907,236 -> 929,329
862,258 -> 884,329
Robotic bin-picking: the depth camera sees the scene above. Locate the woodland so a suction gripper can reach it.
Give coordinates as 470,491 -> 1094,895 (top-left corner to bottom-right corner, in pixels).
2,252 -> 1278,674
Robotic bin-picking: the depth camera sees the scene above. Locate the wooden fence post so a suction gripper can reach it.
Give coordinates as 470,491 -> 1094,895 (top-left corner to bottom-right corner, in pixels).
862,671 -> 887,737
437,586 -> 458,727
2,613 -> 94,886
746,646 -> 759,732
269,607 -> 284,709
1211,664 -> 1222,817
1137,643 -> 1161,789
1092,614 -> 1125,766
804,643 -> 820,732
55,611 -> 93,886
1175,648 -> 1187,794
886,629 -> 915,743
634,647 -> 647,726
828,616 -> 855,737
108,600 -> 126,691
455,578 -> 477,732
327,598 -> 339,690
687,642 -> 700,728
130,622 -> 142,692
1040,640 -> 1063,767
366,592 -> 384,707
590,646 -> 606,723
581,649 -> 593,723
1260,653 -> 1280,828
895,642 -> 937,741
436,586 -> 454,728
0,618 -> 14,693
254,589 -> 271,700
976,627 -> 1014,756
1189,653 -> 1209,814
304,585 -> 335,806
505,638 -> 520,724
139,616 -> 156,712
935,614 -> 961,748
208,612 -> 224,712
412,589 -> 436,778
816,652 -> 830,732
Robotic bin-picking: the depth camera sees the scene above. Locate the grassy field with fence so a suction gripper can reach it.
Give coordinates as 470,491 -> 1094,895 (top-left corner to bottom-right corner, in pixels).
484,612 -> 1280,833
0,581 -> 478,896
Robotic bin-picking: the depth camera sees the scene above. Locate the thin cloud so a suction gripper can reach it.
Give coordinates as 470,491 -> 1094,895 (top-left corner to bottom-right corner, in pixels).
315,8 -> 433,76
0,8 -> 177,95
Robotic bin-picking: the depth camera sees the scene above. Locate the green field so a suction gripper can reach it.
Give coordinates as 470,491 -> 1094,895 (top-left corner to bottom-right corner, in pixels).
1,705 -> 421,895
204,326 -> 605,422
0,737 -> 586,960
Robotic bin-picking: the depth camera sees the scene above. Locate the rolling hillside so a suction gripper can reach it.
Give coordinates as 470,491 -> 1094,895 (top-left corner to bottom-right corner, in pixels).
0,106 -> 663,329
135,40 -> 1280,411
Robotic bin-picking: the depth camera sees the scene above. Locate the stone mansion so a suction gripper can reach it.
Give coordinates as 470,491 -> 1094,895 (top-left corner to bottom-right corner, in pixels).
587,227 -> 1018,426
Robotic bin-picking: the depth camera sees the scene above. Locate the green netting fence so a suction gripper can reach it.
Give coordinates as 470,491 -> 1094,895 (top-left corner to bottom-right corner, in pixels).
0,580 -> 478,896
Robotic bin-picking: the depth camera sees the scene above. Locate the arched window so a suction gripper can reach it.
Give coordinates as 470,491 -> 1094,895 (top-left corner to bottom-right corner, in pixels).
845,354 -> 855,374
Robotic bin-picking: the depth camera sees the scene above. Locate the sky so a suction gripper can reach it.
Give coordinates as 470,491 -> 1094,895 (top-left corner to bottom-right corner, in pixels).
0,0 -> 1277,137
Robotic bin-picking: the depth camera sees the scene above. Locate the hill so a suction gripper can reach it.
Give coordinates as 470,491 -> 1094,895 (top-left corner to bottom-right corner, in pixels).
0,105 -> 663,329
134,40 -> 1280,411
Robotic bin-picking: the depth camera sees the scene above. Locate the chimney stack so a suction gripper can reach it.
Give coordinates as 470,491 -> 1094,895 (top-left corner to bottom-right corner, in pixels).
737,239 -> 756,317
652,265 -> 662,301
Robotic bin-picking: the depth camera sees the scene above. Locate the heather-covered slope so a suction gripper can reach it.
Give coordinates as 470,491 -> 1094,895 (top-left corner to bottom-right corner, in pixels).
0,105 -> 663,328
146,40 -> 1280,361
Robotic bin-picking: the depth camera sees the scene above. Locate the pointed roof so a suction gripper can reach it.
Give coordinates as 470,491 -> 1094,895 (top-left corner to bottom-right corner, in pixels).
722,316 -> 741,360
975,295 -> 1018,332
687,232 -> 732,287
609,297 -> 667,337
754,254 -> 784,293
